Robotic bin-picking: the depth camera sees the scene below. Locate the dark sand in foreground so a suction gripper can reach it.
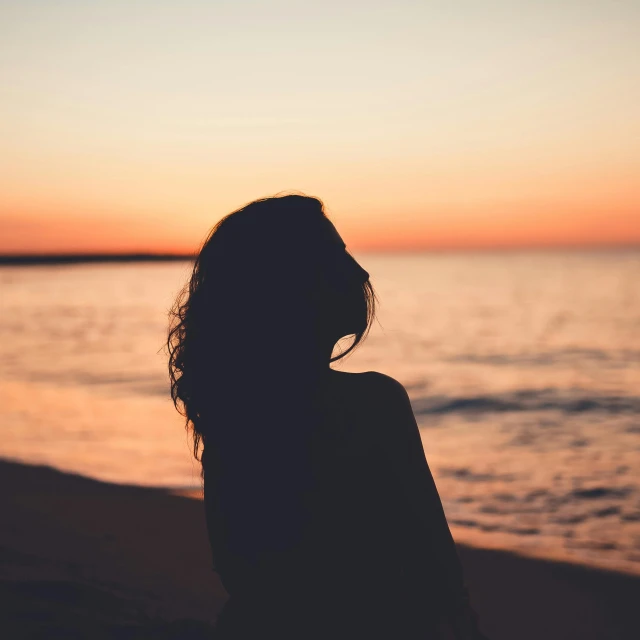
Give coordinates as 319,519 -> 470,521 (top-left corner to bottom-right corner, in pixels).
1,459 -> 638,639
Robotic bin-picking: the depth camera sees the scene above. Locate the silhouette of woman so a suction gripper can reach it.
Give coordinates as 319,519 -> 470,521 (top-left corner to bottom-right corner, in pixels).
168,195 -> 487,639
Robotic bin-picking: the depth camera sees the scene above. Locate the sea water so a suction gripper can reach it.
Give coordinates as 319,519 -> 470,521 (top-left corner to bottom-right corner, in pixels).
1,251 -> 639,574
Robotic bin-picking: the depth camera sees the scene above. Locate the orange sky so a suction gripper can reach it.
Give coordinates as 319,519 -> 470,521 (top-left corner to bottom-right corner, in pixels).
3,197 -> 639,255
1,1 -> 639,254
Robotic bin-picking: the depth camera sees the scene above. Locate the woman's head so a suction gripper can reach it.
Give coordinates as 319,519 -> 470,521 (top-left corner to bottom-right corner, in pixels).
168,194 -> 376,458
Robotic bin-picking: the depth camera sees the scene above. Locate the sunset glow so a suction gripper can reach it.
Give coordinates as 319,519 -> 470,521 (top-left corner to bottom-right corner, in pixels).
1,1 -> 639,254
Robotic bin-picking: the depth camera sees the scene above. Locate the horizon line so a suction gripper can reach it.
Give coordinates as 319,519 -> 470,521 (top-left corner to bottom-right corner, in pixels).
2,243 -> 640,266
0,253 -> 194,266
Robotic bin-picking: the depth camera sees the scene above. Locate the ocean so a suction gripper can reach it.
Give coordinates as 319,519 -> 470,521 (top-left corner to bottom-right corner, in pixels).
1,251 -> 639,575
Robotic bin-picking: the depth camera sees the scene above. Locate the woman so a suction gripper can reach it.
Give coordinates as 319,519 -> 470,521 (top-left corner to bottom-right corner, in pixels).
168,194 -> 487,639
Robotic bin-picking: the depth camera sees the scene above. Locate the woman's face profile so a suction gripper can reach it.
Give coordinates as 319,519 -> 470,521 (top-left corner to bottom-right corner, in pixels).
319,220 -> 371,340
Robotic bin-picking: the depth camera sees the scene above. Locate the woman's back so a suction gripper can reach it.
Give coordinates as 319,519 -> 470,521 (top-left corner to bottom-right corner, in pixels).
206,370 -> 447,638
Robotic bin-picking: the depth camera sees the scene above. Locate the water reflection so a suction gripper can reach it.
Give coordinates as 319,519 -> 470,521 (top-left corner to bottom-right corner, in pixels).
1,251 -> 639,573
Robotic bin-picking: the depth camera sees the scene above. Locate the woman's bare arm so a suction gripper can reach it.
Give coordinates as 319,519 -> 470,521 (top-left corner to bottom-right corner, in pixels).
365,372 -> 485,639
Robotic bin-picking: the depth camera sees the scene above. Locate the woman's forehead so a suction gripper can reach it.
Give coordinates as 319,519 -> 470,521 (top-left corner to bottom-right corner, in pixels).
322,219 -> 346,249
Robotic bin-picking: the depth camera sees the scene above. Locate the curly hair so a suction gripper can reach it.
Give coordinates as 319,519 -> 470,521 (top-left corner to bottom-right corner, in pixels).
167,194 -> 376,465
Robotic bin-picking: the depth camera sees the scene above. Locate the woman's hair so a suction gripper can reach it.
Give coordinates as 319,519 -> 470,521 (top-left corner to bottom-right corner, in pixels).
167,193 -> 375,462
167,194 -> 375,559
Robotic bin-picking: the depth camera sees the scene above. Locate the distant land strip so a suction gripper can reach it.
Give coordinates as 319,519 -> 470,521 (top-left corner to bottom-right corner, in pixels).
2,245 -> 640,266
0,253 -> 195,266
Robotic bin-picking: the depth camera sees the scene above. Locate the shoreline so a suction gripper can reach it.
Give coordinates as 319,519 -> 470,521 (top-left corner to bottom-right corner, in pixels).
1,458 -> 639,639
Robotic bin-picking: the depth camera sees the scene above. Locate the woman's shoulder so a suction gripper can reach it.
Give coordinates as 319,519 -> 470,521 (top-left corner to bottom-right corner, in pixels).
328,370 -> 410,409
325,371 -> 415,451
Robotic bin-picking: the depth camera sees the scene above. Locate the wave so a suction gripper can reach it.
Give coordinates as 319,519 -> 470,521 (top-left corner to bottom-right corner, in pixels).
411,388 -> 640,416
446,348 -> 640,368
11,369 -> 640,418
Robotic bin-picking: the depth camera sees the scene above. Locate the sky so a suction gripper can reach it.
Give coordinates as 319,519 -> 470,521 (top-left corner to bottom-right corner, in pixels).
1,0 -> 639,253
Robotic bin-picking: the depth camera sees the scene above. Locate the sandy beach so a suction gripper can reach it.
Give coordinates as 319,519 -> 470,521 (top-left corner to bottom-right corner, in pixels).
1,457 -> 639,639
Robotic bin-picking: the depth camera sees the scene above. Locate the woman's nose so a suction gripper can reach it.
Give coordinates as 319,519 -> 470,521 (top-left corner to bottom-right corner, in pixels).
349,256 -> 369,283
